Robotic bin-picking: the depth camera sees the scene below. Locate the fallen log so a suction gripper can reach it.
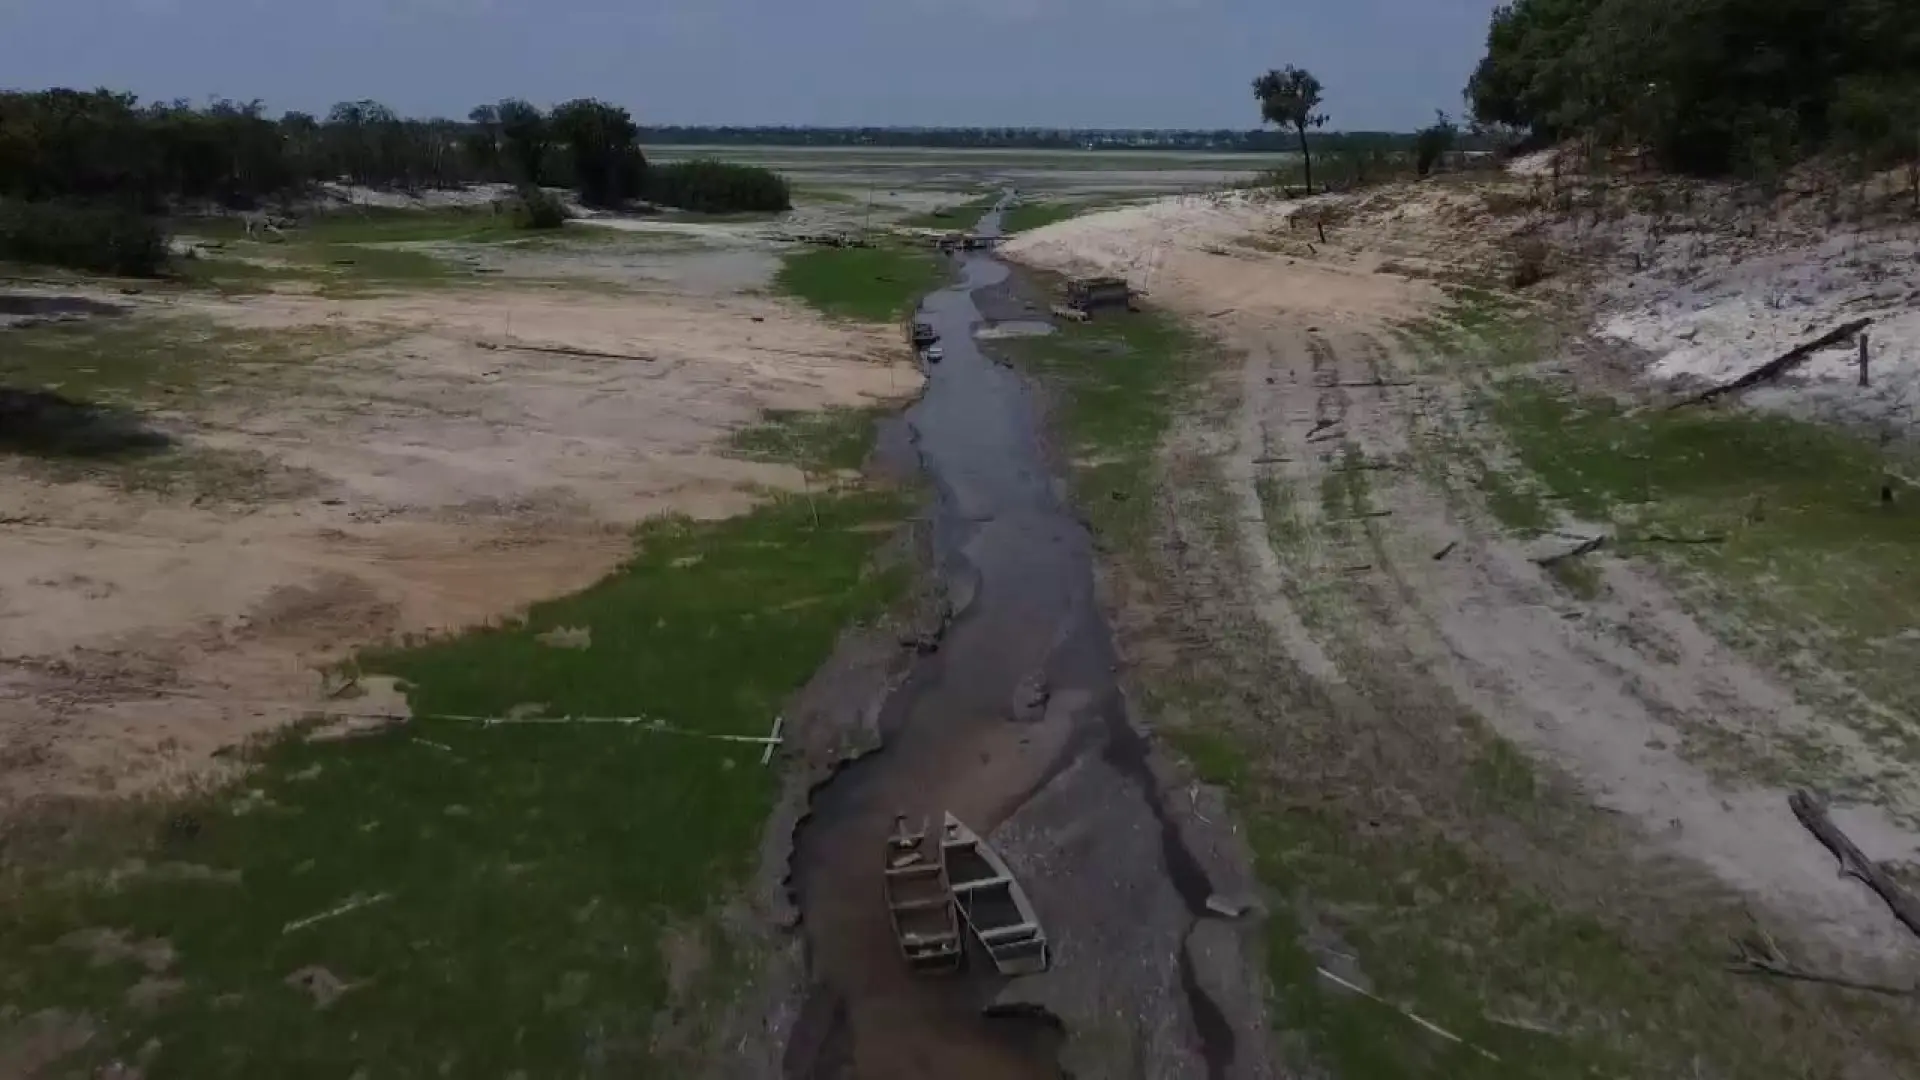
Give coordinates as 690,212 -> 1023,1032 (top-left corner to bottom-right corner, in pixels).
477,340 -> 655,363
1633,532 -> 1728,545
1671,319 -> 1871,409
1534,535 -> 1607,566
1789,789 -> 1920,941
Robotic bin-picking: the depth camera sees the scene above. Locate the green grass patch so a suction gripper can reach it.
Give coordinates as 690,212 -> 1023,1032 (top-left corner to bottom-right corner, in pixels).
182,206 -> 524,247
1489,378 -> 1920,748
0,316 -> 358,405
0,484 -> 910,1077
999,201 -> 1083,235
791,186 -> 863,207
727,406 -> 884,474
995,308 -> 1202,552
897,193 -> 1000,230
774,242 -> 948,323
173,208 -> 542,295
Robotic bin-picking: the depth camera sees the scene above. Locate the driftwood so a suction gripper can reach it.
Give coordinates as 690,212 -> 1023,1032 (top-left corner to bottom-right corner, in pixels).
1634,532 -> 1728,545
1671,319 -> 1872,409
1729,927 -> 1916,998
1790,790 -> 1920,940
1534,535 -> 1607,566
477,340 -> 656,363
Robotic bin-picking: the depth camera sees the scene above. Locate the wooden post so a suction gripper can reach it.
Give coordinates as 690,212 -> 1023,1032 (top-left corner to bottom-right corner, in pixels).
1859,331 -> 1871,387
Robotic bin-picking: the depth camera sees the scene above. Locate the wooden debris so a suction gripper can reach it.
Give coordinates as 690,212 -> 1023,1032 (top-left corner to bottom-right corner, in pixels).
760,715 -> 786,767
1729,926 -> 1916,998
477,340 -> 656,363
1671,318 -> 1872,409
1534,535 -> 1607,566
1432,541 -> 1459,561
1789,790 -> 1920,940
1634,532 -> 1727,545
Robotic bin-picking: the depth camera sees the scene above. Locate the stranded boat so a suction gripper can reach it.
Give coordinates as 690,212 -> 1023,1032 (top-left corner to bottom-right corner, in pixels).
884,815 -> 963,974
941,812 -> 1050,976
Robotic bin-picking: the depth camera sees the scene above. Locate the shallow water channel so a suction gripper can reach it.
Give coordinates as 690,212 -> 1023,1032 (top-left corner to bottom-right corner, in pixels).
785,204 -> 1234,1079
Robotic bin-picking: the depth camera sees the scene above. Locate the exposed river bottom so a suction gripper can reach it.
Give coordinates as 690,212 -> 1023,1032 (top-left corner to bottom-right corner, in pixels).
784,209 -> 1248,1080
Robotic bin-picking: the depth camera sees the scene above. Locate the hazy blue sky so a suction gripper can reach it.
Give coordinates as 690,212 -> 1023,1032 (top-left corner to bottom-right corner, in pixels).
0,0 -> 1501,130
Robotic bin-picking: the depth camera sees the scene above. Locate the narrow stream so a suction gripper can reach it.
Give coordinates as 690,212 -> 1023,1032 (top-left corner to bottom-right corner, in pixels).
785,199 -> 1233,1080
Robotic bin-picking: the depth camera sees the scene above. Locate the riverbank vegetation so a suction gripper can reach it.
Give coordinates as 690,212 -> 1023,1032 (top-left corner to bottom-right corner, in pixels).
0,89 -> 790,274
1468,0 -> 1920,180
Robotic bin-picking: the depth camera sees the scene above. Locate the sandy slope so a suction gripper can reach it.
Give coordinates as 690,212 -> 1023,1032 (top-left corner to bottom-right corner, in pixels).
1004,192 -> 1920,971
0,283 -> 919,803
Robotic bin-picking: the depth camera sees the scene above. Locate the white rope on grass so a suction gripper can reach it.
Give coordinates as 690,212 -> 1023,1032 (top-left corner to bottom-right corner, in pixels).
282,891 -> 391,935
306,708 -> 783,747
1315,967 -> 1500,1062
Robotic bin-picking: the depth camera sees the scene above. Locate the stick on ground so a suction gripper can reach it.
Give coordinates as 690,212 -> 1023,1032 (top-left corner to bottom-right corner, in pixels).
1671,319 -> 1871,409
1789,790 -> 1920,940
1728,927 -> 1916,998
1534,535 -> 1607,567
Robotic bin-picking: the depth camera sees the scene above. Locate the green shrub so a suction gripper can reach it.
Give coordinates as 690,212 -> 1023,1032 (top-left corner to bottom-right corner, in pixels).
1415,113 -> 1458,177
512,185 -> 568,230
643,160 -> 791,214
0,199 -> 170,276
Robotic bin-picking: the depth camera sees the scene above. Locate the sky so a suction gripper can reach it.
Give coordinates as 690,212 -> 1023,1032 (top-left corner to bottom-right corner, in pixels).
0,0 -> 1503,131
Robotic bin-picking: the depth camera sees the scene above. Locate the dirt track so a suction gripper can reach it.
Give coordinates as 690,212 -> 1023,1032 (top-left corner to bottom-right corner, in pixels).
1004,189 -> 1920,977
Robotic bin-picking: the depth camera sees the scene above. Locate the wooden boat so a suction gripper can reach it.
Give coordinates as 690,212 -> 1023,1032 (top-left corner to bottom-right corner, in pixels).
941,812 -> 1050,976
884,815 -> 963,974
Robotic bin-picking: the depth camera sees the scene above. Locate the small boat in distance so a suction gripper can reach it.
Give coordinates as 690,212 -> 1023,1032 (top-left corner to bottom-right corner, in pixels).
941,812 -> 1050,976
884,815 -> 963,974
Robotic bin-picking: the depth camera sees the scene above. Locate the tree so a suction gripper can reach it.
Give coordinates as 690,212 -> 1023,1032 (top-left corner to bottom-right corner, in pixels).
495,99 -> 549,185
549,99 -> 644,207
465,105 -> 502,177
1464,0 -> 1920,177
1415,111 -> 1459,177
1253,66 -> 1328,192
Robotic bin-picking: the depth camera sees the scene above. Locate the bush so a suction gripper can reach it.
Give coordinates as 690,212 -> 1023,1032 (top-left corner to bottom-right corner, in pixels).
1508,237 -> 1553,289
643,160 -> 791,214
0,199 -> 170,276
1415,113 -> 1459,178
512,185 -> 568,230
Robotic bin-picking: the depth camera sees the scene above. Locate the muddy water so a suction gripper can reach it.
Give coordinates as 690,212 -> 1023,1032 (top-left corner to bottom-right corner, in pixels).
785,205 -> 1231,1079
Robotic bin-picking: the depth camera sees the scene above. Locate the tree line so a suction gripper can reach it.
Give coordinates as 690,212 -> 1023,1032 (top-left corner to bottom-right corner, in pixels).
1466,0 -> 1920,180
0,90 -> 796,213
634,125 -> 1452,155
0,89 -> 792,274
